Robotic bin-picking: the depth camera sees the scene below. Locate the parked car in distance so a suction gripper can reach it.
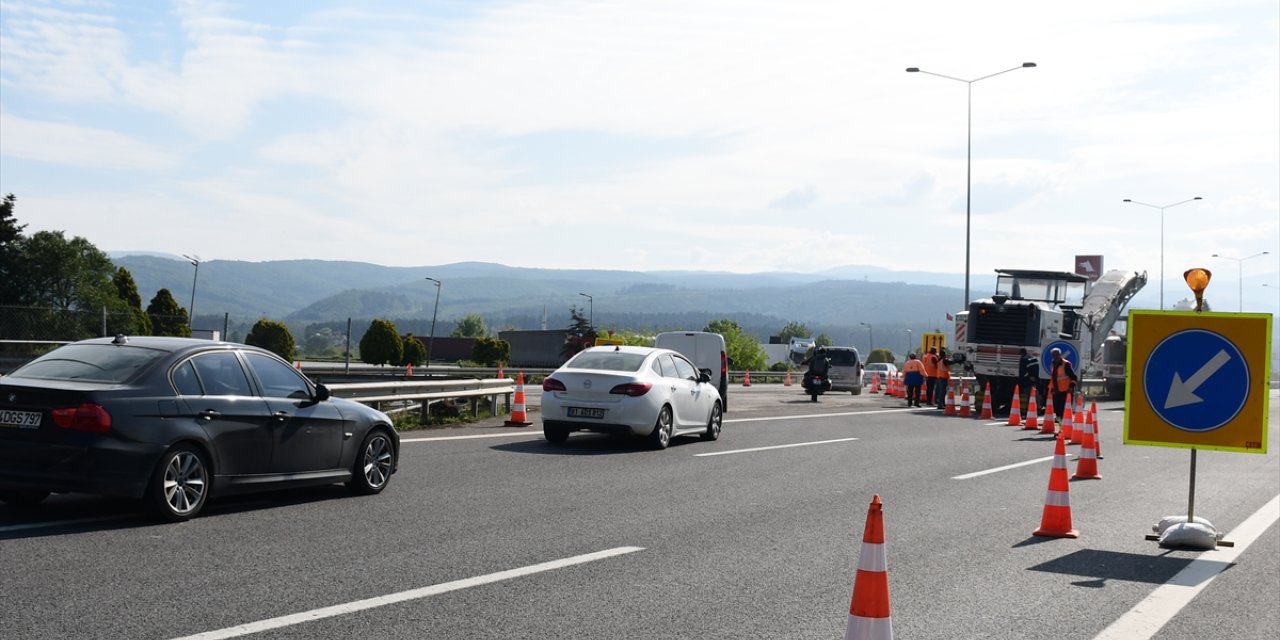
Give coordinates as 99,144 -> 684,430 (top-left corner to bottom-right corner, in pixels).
653,331 -> 729,411
861,362 -> 898,388
0,336 -> 399,522
821,346 -> 863,395
541,345 -> 723,449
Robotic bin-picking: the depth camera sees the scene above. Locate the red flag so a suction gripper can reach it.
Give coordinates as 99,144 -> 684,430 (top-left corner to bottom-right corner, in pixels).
946,313 -> 954,321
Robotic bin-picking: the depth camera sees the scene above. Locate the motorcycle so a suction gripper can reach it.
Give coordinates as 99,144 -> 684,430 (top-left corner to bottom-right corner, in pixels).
802,371 -> 832,402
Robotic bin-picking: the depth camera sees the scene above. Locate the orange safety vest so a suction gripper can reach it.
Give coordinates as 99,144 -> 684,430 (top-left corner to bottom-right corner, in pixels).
1050,359 -> 1075,392
936,357 -> 950,379
922,353 -> 938,377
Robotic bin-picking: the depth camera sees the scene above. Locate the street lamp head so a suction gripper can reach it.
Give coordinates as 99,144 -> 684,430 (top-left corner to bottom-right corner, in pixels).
1123,199 -> 1133,203
1193,196 -> 1203,200
905,67 -> 919,73
1022,62 -> 1037,68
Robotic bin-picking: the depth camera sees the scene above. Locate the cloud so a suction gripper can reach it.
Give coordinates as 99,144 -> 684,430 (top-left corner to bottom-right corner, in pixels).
768,185 -> 818,210
0,111 -> 179,170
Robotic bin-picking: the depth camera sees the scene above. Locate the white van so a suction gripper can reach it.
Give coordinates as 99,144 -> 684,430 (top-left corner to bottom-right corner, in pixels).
654,331 -> 730,411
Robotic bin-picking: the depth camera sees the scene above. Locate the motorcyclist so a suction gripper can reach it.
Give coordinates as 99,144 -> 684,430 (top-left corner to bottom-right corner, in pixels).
802,347 -> 831,393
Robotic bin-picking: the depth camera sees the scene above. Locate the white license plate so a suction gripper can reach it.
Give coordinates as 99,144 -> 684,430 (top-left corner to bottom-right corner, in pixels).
567,407 -> 607,419
0,409 -> 42,429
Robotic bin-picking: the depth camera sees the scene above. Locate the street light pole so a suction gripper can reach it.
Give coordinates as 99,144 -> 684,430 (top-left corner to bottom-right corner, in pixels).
905,329 -> 913,357
181,254 -> 201,330
860,322 -> 874,354
579,293 -> 593,328
1122,197 -> 1202,309
907,62 -> 1036,308
1211,251 -> 1269,312
425,277 -> 441,364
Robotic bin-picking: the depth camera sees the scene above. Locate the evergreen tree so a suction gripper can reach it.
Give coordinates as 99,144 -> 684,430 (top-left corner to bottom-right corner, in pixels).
471,337 -> 511,366
112,267 -> 152,335
0,193 -> 26,305
560,305 -> 595,360
359,319 -> 403,366
400,333 -> 427,366
147,288 -> 191,337
246,319 -> 297,361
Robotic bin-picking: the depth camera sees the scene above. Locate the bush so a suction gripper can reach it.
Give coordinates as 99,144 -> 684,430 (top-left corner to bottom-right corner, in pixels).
245,319 -> 297,361
401,334 -> 427,366
472,336 -> 511,367
360,319 -> 403,366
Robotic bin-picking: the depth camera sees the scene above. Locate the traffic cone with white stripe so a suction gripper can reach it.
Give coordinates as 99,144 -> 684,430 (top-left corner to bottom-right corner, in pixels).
959,383 -> 971,418
1023,389 -> 1039,431
405,363 -> 414,378
944,384 -> 956,416
1062,401 -> 1076,444
844,495 -> 893,640
743,370 -> 752,387
1090,401 -> 1102,458
1070,393 -> 1085,445
1033,434 -> 1080,538
785,369 -> 793,387
1040,394 -> 1056,435
869,372 -> 879,394
1007,385 -> 1022,427
497,362 -> 505,379
980,382 -> 994,420
1072,410 -> 1102,480
503,372 -> 533,427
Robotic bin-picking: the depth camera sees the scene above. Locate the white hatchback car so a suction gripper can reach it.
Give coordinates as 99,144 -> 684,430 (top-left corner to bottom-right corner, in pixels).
541,345 -> 723,448
861,362 -> 898,388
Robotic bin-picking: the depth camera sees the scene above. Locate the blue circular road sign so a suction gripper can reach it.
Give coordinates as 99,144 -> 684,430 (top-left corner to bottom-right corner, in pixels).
1143,329 -> 1249,432
1041,340 -> 1079,374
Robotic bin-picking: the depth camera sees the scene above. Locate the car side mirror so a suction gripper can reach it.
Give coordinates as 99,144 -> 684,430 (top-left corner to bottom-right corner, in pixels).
313,382 -> 331,402
698,369 -> 712,383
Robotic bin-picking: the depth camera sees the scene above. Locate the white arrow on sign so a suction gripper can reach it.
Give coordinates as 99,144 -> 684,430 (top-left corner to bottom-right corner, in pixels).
1078,259 -> 1096,273
1164,349 -> 1232,409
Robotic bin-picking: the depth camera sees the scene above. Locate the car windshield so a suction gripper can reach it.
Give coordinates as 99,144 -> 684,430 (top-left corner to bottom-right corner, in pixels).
566,351 -> 646,372
825,350 -> 859,366
10,344 -> 169,383
868,364 -> 890,371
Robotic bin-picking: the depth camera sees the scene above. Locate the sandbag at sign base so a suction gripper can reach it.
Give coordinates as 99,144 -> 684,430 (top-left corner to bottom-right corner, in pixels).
1152,515 -> 1222,551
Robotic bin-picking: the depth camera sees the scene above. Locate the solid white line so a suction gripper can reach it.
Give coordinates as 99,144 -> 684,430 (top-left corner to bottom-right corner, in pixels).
694,437 -> 859,457
169,546 -> 645,640
952,456 -> 1055,480
1092,494 -> 1280,640
400,432 -> 539,442
0,515 -> 122,533
724,408 -> 915,424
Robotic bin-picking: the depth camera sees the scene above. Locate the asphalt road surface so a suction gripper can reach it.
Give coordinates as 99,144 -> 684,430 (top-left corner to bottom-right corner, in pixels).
2,385 -> 1277,639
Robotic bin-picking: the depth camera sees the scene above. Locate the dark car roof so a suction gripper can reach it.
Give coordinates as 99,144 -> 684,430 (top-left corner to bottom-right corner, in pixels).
77,336 -> 256,355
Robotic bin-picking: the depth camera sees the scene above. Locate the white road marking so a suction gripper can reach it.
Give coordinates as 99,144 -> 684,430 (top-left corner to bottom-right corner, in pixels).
724,408 -> 915,423
400,432 -> 540,442
694,437 -> 859,457
952,456 -> 1055,480
1092,494 -> 1280,640
169,546 -> 645,640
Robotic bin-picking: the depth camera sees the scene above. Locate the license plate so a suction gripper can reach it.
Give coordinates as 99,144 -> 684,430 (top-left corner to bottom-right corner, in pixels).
0,409 -> 42,429
567,407 -> 607,419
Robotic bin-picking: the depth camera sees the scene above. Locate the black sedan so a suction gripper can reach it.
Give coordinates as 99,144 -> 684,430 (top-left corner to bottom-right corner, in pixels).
0,336 -> 398,521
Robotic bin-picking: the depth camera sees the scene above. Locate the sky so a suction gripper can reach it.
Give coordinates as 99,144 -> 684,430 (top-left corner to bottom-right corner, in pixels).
1,0 -> 1278,310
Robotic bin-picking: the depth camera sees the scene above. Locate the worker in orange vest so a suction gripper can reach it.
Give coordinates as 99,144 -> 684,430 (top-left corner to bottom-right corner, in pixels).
922,347 -> 939,405
1048,348 -> 1078,420
934,348 -> 952,409
902,353 -> 926,408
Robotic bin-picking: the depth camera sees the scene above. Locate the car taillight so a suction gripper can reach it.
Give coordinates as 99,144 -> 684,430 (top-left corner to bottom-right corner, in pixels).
50,403 -> 112,433
720,351 -> 727,377
542,377 -> 567,392
609,382 -> 652,397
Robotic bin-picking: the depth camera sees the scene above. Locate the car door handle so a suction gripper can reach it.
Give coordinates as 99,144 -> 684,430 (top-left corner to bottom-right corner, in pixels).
197,409 -> 220,421
272,411 -> 290,422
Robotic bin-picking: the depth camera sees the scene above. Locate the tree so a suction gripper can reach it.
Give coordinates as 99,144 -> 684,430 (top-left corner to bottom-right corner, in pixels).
18,230 -> 117,312
112,267 -> 152,336
146,289 -> 191,337
704,319 -> 766,372
471,336 -> 511,366
867,348 -> 896,365
560,305 -> 595,360
0,193 -> 26,304
360,319 -> 403,366
814,333 -> 833,347
401,334 -> 427,366
450,313 -> 487,338
777,321 -> 811,343
246,319 -> 297,361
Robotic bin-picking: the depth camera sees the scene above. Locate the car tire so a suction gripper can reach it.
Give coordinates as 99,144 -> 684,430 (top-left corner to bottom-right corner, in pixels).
649,405 -> 674,449
147,443 -> 209,523
0,488 -> 50,507
701,402 -> 722,441
347,429 -> 395,496
544,424 -> 570,444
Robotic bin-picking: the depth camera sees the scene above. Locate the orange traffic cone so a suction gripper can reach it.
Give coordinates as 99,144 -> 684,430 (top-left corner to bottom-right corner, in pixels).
405,363 -> 414,378
1040,394 -> 1056,435
869,373 -> 880,394
294,361 -> 302,370
1023,389 -> 1039,431
503,372 -> 533,427
1033,434 -> 1080,538
944,384 -> 957,416
1062,401 -> 1076,444
497,363 -> 505,379
1007,385 -> 1022,427
743,370 -> 752,387
784,369 -> 793,387
1071,394 -> 1085,444
959,384 -> 972,418
844,495 -> 893,640
980,382 -> 994,419
1072,409 -> 1102,480
1090,402 -> 1102,458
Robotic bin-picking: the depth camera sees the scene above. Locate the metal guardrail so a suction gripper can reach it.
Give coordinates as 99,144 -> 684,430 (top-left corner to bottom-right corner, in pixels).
325,378 -> 517,419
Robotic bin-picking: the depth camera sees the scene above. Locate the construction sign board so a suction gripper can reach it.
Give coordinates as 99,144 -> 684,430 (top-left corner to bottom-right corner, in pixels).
1124,310 -> 1272,453
919,332 -> 946,355
1075,255 -> 1103,281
